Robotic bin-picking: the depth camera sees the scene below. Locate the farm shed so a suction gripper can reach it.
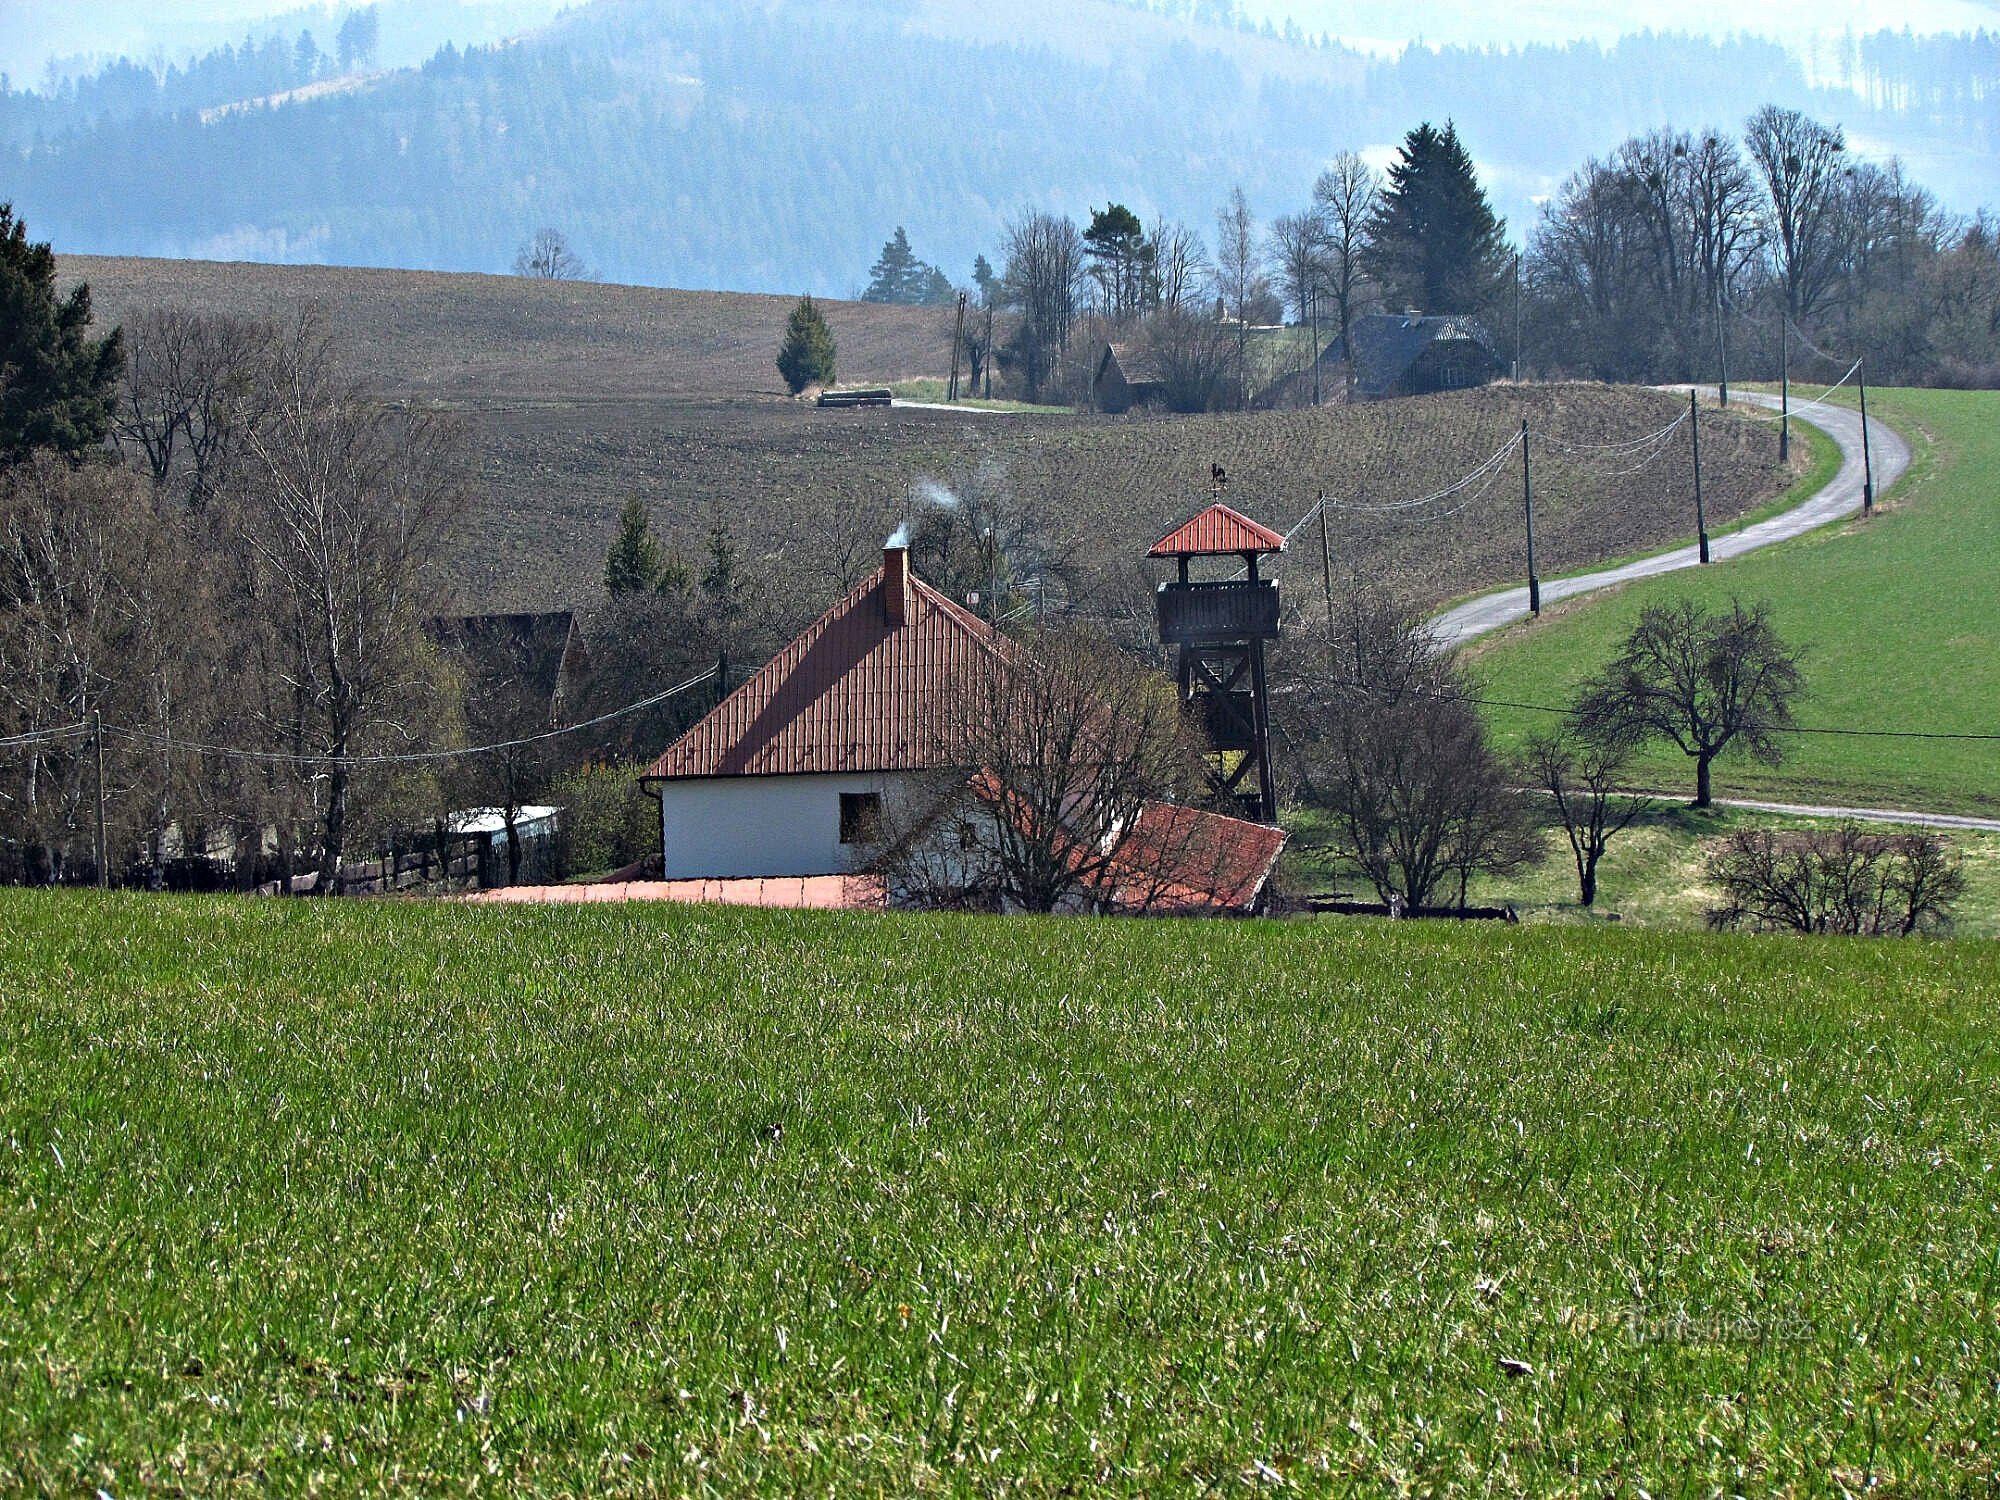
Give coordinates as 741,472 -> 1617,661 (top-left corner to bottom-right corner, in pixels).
1090,341 -> 1167,414
446,804 -> 563,888
638,539 -> 1284,914
1318,313 -> 1503,401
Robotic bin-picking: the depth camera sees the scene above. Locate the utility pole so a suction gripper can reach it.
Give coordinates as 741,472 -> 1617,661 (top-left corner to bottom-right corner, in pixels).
1521,420 -> 1540,615
1691,386 -> 1709,564
1778,314 -> 1790,463
1512,251 -> 1522,382
93,709 -> 107,889
1316,491 -> 1334,646
1309,283 -> 1322,408
1859,359 -> 1876,516
1714,284 -> 1730,407
948,290 -> 967,403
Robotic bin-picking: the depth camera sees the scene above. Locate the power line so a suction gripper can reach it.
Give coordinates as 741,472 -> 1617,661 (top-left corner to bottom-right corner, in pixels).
62,668 -> 720,770
1457,689 -> 2000,742
0,722 -> 90,750
1324,430 -> 1523,514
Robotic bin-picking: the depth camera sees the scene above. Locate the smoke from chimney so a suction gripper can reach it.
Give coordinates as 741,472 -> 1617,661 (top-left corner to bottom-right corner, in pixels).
886,520 -> 911,550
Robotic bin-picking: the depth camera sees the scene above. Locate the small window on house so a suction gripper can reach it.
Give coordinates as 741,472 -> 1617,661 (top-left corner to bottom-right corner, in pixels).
839,792 -> 882,844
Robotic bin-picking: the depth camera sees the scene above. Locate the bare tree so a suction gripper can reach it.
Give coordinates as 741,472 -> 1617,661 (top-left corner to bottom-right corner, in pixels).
1705,822 -> 1966,936
1683,130 -> 1765,331
1312,152 -> 1381,394
226,311 -> 470,885
1213,187 -> 1265,408
1745,106 -> 1851,322
911,627 -> 1203,913
1268,208 -> 1330,401
1000,211 -> 1086,402
1133,306 -> 1236,414
1523,725 -> 1652,906
1149,219 -> 1210,312
513,226 -> 593,281
113,304 -> 277,512
1282,593 -> 1540,910
1576,597 -> 1804,809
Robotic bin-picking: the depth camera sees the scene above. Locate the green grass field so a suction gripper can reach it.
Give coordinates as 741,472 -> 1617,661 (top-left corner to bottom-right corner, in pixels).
4,893 -> 1999,1493
1283,802 -> 2000,937
1466,388 -> 2000,816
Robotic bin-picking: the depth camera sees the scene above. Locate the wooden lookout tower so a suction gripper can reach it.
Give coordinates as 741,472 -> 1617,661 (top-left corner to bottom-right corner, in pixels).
1149,501 -> 1285,823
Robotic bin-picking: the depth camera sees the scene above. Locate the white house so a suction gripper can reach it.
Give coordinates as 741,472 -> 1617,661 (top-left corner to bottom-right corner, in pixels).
639,540 -> 1285,914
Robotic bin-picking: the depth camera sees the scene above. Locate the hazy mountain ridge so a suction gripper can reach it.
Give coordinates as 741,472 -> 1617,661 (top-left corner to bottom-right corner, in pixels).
6,0 -> 1996,296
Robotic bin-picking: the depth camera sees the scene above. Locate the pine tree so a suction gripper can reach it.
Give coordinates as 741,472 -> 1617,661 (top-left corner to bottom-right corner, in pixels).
972,254 -> 1000,307
0,203 -> 124,468
1363,121 -> 1509,316
604,495 -> 663,594
776,293 -> 836,393
864,228 -> 955,306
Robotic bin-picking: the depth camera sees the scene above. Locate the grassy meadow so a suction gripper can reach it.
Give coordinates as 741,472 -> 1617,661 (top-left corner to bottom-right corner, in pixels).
1283,802 -> 2000,937
1467,388 -> 2000,816
4,892 -> 1999,1493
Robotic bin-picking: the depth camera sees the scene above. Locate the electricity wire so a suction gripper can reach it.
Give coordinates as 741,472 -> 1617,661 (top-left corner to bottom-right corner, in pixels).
89,667 -> 719,769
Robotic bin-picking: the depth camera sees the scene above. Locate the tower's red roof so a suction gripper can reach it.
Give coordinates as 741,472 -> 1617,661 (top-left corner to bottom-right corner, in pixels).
1147,502 -> 1287,558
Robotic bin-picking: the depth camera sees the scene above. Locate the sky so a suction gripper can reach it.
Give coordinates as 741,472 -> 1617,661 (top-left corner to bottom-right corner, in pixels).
5,0 -> 1996,84
1239,0 -> 2000,51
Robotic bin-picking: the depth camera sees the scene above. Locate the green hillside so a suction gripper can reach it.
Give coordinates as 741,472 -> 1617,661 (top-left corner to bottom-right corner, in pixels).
1467,388 -> 2000,816
4,893 -> 1998,1493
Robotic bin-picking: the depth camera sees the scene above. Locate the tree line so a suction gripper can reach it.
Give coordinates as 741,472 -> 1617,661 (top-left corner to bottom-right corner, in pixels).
0,203 -> 739,890
883,102 -> 1994,410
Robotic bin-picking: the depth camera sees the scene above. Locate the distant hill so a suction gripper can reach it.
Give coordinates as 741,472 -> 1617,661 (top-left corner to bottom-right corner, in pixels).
12,0 -> 1998,296
65,255 -> 952,401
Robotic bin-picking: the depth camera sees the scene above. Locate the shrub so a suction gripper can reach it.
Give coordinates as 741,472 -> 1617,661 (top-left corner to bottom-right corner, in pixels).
549,761 -> 656,877
1704,821 -> 1966,936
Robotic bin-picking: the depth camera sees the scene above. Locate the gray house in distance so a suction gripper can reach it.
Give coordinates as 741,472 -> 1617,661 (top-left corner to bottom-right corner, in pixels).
1320,313 -> 1503,401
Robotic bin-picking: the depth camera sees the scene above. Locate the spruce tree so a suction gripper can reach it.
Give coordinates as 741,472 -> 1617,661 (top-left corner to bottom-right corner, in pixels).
1362,122 -> 1509,316
604,495 -> 663,594
0,203 -> 124,467
776,293 -> 837,393
863,228 -> 956,306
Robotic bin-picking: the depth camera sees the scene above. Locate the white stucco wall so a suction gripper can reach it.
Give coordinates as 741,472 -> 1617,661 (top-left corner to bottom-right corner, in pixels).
653,772 -> 934,879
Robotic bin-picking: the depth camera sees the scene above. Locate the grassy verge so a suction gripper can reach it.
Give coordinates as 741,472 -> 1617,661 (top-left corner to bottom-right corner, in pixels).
3,893 -> 1999,1493
1465,388 -> 2000,816
1283,802 -> 2000,938
885,378 -> 1070,413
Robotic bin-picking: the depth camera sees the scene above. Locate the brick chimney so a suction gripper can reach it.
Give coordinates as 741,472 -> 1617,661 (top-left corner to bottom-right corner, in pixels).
883,539 -> 910,627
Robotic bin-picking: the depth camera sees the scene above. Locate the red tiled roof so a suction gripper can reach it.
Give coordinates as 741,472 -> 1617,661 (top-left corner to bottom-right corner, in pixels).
1102,802 -> 1288,914
642,560 -> 1010,780
1147,503 -> 1287,558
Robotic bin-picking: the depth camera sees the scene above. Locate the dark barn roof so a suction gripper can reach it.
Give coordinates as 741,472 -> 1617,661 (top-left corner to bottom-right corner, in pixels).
1324,313 -> 1501,399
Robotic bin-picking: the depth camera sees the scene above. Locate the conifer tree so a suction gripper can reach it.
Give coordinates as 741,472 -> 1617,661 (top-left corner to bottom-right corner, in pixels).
1363,122 -> 1509,316
604,495 -> 664,594
776,293 -> 837,393
0,203 -> 124,467
864,228 -> 955,306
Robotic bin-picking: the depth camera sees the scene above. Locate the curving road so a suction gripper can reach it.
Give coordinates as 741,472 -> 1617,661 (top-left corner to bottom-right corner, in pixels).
1430,389 -> 1911,651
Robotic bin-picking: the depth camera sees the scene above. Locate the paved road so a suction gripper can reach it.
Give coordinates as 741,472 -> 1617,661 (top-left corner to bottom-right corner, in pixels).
1600,793 -> 2000,833
1430,389 -> 1911,651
